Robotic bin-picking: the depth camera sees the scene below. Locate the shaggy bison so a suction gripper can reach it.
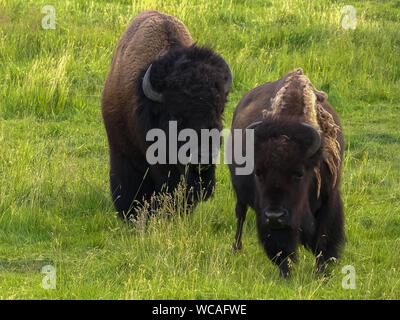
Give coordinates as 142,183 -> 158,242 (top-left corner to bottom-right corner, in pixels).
102,11 -> 232,220
228,68 -> 344,277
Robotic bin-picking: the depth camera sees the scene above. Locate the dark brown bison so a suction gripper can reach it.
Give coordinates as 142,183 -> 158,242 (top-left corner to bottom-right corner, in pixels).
228,68 -> 344,277
102,11 -> 232,220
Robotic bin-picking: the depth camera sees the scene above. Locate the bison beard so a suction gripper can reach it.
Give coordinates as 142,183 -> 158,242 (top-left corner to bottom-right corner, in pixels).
102,11 -> 231,221
229,69 -> 344,277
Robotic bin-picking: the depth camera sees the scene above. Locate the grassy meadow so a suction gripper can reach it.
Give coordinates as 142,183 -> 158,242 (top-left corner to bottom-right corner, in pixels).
0,0 -> 399,299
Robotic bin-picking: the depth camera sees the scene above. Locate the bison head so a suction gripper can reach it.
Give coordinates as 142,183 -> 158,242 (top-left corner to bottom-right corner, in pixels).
140,45 -> 231,132
251,118 -> 322,231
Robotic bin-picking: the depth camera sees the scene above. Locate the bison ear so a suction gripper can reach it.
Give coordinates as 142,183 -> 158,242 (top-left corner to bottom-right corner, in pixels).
300,122 -> 321,158
315,90 -> 328,102
142,64 -> 164,103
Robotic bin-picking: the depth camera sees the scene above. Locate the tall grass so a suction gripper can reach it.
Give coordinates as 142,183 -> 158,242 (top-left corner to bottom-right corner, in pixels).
0,0 -> 399,299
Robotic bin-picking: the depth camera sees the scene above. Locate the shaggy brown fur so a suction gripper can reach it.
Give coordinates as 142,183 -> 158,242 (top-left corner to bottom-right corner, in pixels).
229,69 -> 344,277
102,10 -> 193,119
262,68 -> 341,195
102,11 -> 231,220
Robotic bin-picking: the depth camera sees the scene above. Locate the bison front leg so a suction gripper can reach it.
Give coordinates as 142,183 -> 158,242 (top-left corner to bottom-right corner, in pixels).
110,152 -> 154,221
276,254 -> 293,278
259,228 -> 298,278
232,201 -> 248,251
312,191 -> 344,273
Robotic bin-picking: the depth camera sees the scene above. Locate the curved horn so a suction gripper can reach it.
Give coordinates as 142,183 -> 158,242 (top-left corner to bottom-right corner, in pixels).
142,64 -> 163,103
301,122 -> 321,158
222,59 -> 233,93
246,120 -> 263,131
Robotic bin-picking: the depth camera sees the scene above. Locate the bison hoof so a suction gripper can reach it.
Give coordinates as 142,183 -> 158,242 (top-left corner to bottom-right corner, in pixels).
279,268 -> 291,278
232,241 -> 242,252
315,263 -> 326,274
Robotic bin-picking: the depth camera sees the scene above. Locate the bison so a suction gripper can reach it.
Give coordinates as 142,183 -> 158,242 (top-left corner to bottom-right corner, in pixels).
228,68 -> 344,277
102,11 -> 232,220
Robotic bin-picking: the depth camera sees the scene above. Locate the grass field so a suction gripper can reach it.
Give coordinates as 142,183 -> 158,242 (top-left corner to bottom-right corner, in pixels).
1,0 -> 399,299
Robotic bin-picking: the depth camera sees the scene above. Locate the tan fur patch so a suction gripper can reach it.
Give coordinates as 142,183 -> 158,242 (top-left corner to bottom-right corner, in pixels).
314,167 -> 321,198
263,69 -> 341,197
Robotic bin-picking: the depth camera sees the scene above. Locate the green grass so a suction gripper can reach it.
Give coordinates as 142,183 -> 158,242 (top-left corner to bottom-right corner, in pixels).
1,0 -> 399,299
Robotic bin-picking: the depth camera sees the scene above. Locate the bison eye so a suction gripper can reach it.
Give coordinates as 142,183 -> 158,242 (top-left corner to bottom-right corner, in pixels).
255,169 -> 262,178
293,170 -> 305,181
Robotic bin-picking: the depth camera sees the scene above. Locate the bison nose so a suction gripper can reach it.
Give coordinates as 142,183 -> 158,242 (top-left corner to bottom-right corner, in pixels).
264,209 -> 288,229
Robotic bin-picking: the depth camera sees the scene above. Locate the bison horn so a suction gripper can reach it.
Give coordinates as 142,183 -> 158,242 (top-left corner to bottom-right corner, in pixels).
222,59 -> 233,93
142,64 -> 163,103
246,121 -> 263,131
301,122 -> 321,158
